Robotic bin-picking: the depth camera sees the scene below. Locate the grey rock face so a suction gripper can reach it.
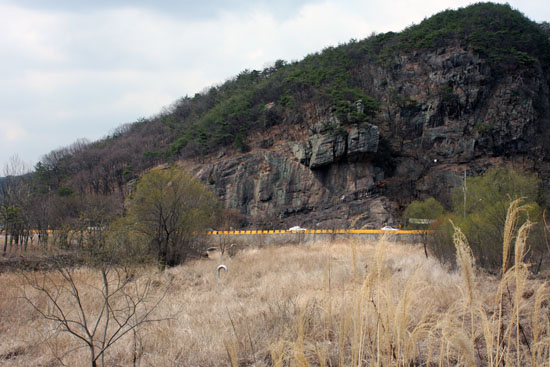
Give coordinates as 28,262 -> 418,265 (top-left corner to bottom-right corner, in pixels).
294,123 -> 380,169
309,134 -> 338,168
292,142 -> 311,165
347,125 -> 379,156
356,45 -> 550,207
192,150 -> 393,229
190,45 -> 550,229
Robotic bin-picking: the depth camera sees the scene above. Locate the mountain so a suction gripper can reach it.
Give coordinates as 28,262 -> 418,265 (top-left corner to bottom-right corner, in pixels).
35,3 -> 550,229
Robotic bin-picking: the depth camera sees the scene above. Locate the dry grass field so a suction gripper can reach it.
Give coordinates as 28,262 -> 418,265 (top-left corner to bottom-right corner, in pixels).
0,233 -> 549,366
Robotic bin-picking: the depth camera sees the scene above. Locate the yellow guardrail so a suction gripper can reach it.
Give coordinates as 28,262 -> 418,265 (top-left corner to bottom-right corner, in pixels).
0,229 -> 53,234
206,229 -> 433,235
1,229 -> 433,235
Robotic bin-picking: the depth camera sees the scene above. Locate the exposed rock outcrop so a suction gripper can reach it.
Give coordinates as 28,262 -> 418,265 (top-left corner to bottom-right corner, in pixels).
192,148 -> 394,229
187,45 -> 549,229
292,122 -> 379,169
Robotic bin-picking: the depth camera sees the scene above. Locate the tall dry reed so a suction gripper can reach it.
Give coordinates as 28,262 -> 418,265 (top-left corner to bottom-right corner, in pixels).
268,205 -> 549,367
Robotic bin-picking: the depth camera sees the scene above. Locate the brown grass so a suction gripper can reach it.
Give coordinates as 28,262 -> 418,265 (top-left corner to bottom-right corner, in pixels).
0,234 -> 549,366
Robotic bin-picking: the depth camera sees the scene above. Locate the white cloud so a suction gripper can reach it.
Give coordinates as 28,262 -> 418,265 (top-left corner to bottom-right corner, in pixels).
0,5 -> 68,64
0,120 -> 27,143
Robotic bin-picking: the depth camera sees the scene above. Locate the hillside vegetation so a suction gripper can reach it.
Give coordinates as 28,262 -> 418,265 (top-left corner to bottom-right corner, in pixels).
28,3 -> 550,198
164,2 -> 550,159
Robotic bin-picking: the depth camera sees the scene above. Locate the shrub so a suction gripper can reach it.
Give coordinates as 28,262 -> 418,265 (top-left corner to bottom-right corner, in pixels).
124,167 -> 220,270
426,167 -> 546,270
403,197 -> 447,229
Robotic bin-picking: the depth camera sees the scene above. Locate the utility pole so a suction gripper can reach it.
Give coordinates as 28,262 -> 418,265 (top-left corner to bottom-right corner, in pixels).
462,169 -> 467,218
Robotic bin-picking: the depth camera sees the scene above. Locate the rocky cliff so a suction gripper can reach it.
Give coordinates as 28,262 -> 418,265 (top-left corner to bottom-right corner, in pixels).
191,119 -> 391,229
186,42 -> 550,229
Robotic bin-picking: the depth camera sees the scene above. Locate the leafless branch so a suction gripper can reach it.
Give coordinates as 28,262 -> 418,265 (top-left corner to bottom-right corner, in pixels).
21,261 -> 172,367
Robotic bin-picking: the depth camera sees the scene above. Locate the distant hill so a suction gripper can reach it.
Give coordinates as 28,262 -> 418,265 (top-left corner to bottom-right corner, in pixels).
32,2 -> 550,228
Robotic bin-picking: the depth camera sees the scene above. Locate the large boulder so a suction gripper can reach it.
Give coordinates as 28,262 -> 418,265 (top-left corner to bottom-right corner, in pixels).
292,123 -> 380,169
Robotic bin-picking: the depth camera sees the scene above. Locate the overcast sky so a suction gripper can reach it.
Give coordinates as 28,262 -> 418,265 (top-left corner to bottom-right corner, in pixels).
1,0 -> 549,173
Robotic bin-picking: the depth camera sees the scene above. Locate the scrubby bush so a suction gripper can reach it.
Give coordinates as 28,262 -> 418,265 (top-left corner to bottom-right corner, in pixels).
404,168 -> 548,270
446,168 -> 543,269
403,197 -> 447,229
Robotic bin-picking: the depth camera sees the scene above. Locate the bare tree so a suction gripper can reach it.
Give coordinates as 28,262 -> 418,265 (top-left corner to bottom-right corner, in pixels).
215,208 -> 246,256
1,155 -> 32,255
22,256 -> 171,367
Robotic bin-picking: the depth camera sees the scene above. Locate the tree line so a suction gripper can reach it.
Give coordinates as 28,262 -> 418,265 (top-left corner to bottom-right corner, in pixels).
1,155 -> 224,270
